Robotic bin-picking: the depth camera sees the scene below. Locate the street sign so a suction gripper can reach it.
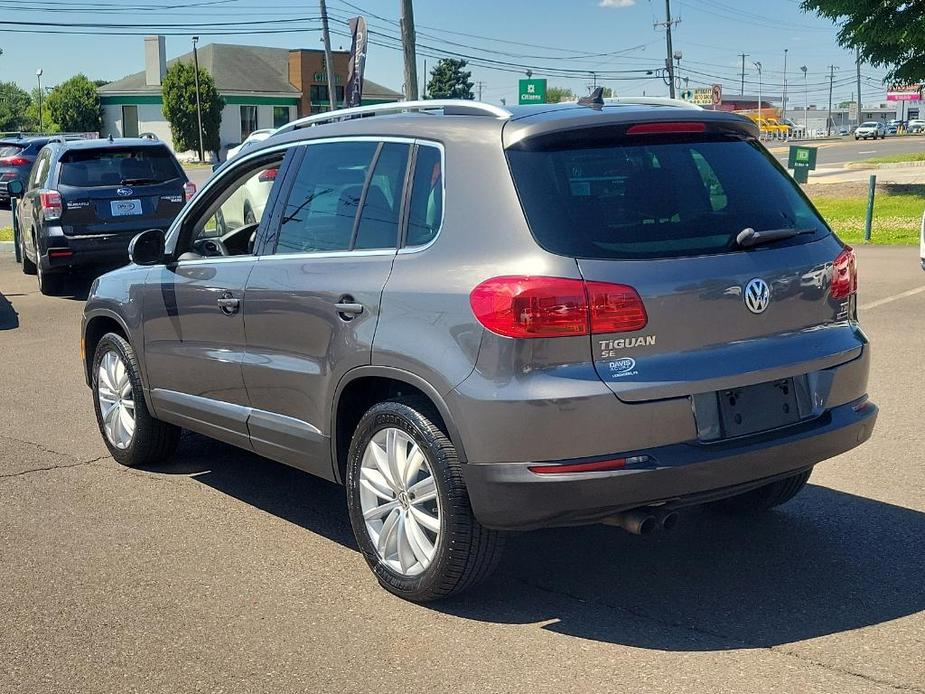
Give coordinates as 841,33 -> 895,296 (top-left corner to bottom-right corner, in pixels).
518,78 -> 547,105
788,145 -> 818,183
680,85 -> 722,107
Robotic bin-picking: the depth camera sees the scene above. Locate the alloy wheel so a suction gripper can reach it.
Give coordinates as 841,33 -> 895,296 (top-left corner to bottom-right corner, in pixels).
97,350 -> 136,450
359,427 -> 441,576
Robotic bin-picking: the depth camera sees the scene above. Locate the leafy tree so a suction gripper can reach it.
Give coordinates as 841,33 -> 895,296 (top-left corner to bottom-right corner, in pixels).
426,58 -> 474,100
546,86 -> 575,103
46,74 -> 101,133
601,86 -> 614,98
23,87 -> 58,133
802,0 -> 925,83
0,81 -> 31,131
161,61 -> 224,154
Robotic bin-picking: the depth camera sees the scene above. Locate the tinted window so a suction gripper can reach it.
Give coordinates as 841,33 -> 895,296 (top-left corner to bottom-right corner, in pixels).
354,143 -> 409,250
275,141 -> 377,254
507,135 -> 828,259
58,146 -> 182,188
405,146 -> 443,247
0,144 -> 24,158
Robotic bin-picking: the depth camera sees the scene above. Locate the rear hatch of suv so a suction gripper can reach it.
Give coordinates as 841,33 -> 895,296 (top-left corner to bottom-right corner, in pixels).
54,144 -> 188,235
505,115 -> 863,439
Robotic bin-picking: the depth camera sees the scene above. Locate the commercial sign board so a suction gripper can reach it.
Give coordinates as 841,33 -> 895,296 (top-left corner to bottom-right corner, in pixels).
788,145 -> 817,184
518,78 -> 547,105
886,84 -> 922,101
681,84 -> 722,107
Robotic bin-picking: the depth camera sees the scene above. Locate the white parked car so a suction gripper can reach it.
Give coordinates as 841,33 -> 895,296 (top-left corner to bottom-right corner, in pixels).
908,119 -> 925,134
855,122 -> 886,140
226,129 -> 274,160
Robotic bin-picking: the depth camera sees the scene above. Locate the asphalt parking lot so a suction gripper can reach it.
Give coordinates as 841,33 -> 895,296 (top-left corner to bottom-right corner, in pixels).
1,247 -> 923,693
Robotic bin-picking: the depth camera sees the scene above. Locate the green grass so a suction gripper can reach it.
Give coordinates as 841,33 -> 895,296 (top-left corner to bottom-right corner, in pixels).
0,226 -> 11,242
863,151 -> 925,165
810,189 -> 923,244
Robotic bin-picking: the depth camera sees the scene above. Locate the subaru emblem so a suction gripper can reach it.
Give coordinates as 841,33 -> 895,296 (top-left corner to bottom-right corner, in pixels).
744,278 -> 771,314
117,187 -> 133,197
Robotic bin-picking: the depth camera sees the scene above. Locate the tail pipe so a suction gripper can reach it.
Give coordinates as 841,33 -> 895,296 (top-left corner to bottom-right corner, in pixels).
604,508 -> 680,535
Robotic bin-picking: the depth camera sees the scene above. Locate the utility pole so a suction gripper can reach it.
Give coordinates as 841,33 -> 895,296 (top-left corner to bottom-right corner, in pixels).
476,81 -> 484,101
655,0 -> 678,98
856,48 -> 862,129
781,48 -> 788,123
191,37 -> 204,162
400,0 -> 419,100
827,64 -> 838,136
319,0 -> 337,111
754,61 -> 763,130
801,65 -> 808,136
422,59 -> 427,99
739,53 -> 749,95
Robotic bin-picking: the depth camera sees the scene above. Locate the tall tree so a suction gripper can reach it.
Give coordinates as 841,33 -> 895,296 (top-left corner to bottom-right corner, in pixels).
23,87 -> 57,133
546,86 -> 575,103
426,58 -> 474,100
161,61 -> 224,153
0,81 -> 31,131
46,74 -> 102,133
802,0 -> 925,83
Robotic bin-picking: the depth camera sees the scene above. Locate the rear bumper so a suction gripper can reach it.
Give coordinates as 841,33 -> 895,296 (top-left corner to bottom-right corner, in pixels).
41,223 -> 167,271
462,399 -> 877,530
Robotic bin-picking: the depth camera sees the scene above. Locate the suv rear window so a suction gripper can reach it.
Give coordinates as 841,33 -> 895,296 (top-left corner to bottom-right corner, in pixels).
507,133 -> 828,259
58,145 -> 182,188
0,144 -> 24,158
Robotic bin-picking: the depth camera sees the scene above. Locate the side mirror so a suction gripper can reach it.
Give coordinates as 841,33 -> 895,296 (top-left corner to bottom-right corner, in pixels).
128,229 -> 166,266
4,179 -> 24,198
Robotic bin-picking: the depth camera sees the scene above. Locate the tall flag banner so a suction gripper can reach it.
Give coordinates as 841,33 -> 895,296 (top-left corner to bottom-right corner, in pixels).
345,17 -> 368,108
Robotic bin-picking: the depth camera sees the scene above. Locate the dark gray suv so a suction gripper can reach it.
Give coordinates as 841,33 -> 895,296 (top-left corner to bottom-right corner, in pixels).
81,99 -> 877,601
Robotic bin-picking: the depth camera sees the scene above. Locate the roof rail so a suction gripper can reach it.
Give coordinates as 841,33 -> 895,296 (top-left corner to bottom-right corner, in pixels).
605,97 -> 703,110
276,99 -> 512,134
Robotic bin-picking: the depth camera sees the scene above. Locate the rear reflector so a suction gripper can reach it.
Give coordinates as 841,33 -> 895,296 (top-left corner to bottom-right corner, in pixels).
183,181 -> 197,202
470,276 -> 648,339
627,122 -> 707,135
39,190 -> 63,221
830,246 -> 858,299
529,458 -> 627,474
48,249 -> 74,258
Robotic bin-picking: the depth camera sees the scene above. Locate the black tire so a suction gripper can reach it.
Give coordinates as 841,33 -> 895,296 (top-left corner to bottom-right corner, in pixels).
712,468 -> 812,514
21,234 -> 36,275
91,332 -> 180,467
36,252 -> 63,295
346,397 -> 505,602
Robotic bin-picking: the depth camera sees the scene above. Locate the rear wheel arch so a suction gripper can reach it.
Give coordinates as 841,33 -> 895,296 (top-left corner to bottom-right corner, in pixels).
331,367 -> 466,484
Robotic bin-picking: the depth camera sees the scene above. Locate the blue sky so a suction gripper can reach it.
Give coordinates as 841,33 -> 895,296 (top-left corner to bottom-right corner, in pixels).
0,0 -> 891,108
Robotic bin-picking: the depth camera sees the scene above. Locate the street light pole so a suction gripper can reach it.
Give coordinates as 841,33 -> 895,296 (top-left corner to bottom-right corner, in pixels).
36,69 -> 43,133
801,65 -> 808,137
781,48 -> 788,123
319,0 -> 338,110
191,37 -> 204,162
754,61 -> 762,133
826,64 -> 839,137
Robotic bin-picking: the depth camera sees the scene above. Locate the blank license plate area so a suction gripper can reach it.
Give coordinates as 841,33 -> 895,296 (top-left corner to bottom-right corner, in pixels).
717,378 -> 800,438
110,199 -> 142,216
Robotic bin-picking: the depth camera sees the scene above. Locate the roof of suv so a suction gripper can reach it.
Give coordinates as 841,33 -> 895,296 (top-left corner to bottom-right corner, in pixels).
253,102 -> 758,157
50,137 -> 171,152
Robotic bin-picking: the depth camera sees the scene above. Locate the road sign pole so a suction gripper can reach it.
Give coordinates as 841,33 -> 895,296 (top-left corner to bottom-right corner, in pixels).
865,174 -> 876,242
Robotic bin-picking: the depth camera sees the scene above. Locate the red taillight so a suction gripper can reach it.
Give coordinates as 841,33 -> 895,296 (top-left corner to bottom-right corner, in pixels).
39,190 -> 63,221
183,181 -> 196,202
469,276 -> 648,338
626,122 -> 706,135
830,246 -> 858,299
0,156 -> 29,166
258,167 -> 278,183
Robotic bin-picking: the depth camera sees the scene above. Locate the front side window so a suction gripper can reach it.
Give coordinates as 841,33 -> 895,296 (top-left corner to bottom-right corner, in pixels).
274,141 -> 378,254
240,106 -> 258,141
181,154 -> 284,259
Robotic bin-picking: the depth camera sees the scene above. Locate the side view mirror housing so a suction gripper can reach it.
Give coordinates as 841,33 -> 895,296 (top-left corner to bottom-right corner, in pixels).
4,179 -> 24,198
128,229 -> 166,266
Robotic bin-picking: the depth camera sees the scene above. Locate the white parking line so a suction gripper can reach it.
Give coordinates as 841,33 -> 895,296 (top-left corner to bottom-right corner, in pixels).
858,150 -> 877,154
859,285 -> 925,310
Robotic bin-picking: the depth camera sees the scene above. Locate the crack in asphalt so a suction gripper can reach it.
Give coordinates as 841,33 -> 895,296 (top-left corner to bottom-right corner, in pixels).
517,577 -> 924,693
0,433 -> 109,481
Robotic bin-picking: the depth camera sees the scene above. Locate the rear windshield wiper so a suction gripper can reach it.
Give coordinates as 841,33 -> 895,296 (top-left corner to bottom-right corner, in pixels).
120,177 -> 160,186
735,227 -> 816,249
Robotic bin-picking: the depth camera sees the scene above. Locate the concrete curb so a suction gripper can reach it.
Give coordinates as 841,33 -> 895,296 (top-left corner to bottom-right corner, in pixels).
0,241 -> 13,251
844,160 -> 925,170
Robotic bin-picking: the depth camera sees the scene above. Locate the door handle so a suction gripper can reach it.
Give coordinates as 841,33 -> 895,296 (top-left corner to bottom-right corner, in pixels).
217,294 -> 240,315
334,297 -> 364,320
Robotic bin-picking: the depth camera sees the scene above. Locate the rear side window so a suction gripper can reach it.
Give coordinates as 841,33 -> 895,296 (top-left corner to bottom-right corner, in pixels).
58,145 -> 182,188
506,134 -> 828,259
275,141 -> 377,254
354,142 -> 410,250
405,146 -> 443,247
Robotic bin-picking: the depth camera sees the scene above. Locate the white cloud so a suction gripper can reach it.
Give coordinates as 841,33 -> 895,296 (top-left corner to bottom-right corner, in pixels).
599,0 -> 635,7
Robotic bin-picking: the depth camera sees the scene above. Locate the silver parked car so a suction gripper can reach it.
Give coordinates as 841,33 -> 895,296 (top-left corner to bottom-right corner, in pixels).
855,121 -> 886,140
81,99 -> 877,601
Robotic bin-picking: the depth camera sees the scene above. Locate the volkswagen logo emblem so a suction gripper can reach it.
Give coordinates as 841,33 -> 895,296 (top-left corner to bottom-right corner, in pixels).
116,187 -> 133,197
744,278 -> 771,314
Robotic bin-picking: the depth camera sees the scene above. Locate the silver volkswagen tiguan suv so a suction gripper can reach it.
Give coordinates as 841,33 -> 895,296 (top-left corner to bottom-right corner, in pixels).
82,98 -> 877,601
